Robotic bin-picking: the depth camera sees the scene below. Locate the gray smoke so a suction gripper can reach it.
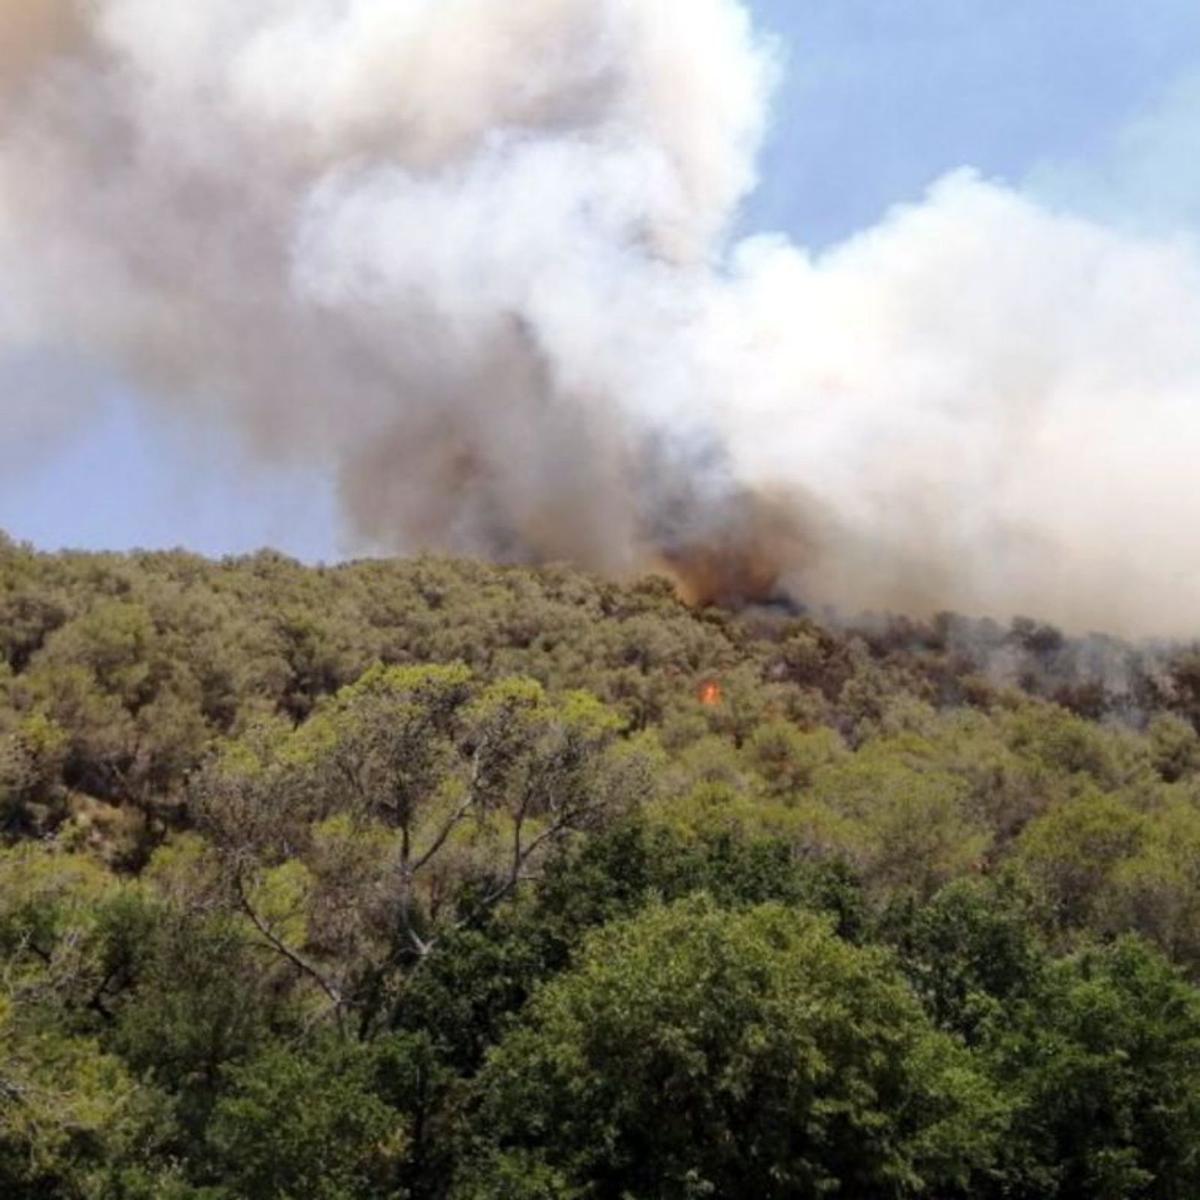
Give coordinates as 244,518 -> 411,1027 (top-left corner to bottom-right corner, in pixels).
3,1 -> 1200,632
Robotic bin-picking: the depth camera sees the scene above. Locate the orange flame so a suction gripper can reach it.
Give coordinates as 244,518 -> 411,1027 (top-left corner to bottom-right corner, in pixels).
698,681 -> 721,706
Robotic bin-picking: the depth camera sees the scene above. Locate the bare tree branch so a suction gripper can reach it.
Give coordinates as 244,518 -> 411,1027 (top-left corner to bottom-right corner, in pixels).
233,872 -> 345,1024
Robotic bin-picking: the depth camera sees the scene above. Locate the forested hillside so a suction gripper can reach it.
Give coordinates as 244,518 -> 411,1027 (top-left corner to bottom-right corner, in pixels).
5,531 -> 1200,1198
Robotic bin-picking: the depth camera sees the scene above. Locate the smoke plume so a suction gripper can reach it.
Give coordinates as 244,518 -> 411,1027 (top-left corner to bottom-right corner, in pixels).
3,0 -> 1200,633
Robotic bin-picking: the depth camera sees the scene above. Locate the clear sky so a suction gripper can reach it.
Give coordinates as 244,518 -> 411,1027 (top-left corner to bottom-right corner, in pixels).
3,0 -> 1199,561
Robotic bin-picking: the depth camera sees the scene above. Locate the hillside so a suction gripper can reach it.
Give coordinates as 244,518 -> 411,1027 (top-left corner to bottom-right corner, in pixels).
5,534 -> 1200,1197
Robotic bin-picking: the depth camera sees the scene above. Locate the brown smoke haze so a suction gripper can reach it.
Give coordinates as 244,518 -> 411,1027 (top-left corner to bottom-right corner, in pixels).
3,1 -> 1200,633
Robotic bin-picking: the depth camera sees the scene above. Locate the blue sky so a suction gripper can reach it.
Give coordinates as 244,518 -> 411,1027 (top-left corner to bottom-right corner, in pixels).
3,0 -> 1200,561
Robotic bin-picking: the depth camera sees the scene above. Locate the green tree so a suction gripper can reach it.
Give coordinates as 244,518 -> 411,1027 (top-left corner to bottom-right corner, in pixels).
194,666 -> 648,1033
205,1038 -> 403,1200
460,896 -> 1001,1199
1017,790 -> 1145,932
989,937 -> 1200,1199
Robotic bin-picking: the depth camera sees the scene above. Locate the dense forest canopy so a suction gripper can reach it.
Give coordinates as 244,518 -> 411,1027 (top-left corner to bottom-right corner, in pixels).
5,531 -> 1200,1197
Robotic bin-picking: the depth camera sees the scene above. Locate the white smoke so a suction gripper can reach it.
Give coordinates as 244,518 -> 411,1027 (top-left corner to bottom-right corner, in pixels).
2,0 -> 1200,633
710,172 -> 1200,631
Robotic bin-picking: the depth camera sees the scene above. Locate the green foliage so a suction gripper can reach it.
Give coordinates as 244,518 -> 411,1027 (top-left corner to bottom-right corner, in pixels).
460,896 -> 1001,1199
206,1038 -> 403,1199
3,543 -> 1200,1195
0,1007 -> 147,1197
887,876 -> 1046,1042
989,937 -> 1200,1199
805,740 -> 991,899
1017,790 -> 1147,931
